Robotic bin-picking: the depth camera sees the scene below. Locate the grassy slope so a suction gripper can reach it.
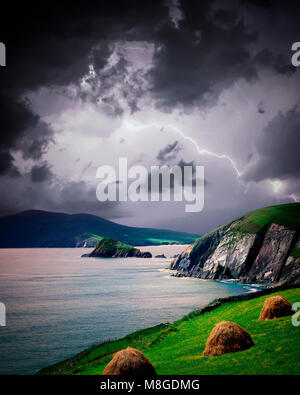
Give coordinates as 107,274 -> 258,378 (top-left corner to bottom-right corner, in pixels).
232,202 -> 300,234
191,203 -> 300,252
92,238 -> 135,255
38,288 -> 300,375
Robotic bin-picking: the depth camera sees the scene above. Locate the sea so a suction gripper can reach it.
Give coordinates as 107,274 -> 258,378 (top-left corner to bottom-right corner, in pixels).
0,246 -> 261,374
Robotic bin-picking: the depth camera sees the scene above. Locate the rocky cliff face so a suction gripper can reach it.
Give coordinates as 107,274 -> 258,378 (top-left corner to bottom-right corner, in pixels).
170,205 -> 300,285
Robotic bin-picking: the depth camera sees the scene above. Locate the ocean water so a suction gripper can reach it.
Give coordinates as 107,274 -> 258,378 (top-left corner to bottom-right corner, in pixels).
0,246 -> 258,375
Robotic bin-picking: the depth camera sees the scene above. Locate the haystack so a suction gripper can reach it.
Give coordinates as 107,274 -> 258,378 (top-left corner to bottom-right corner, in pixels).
102,347 -> 156,376
259,295 -> 294,320
203,321 -> 254,357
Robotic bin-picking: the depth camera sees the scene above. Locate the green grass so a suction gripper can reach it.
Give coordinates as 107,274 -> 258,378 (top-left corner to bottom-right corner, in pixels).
86,233 -> 103,241
231,202 -> 300,234
93,238 -> 136,255
146,238 -> 184,245
191,203 -> 300,254
38,288 -> 300,375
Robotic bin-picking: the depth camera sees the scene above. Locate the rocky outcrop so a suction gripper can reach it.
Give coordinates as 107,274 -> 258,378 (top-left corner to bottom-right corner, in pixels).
170,208 -> 300,285
76,238 -> 98,248
199,232 -> 257,280
84,238 -> 152,258
279,237 -> 300,286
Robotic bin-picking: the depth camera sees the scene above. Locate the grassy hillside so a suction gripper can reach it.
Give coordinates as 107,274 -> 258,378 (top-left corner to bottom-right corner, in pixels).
38,288 -> 300,375
231,202 -> 300,234
0,210 -> 199,247
191,203 -> 300,252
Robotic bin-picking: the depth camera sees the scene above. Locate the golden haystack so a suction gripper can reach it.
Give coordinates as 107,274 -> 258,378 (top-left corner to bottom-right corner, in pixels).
203,321 -> 254,357
259,295 -> 294,320
102,347 -> 156,376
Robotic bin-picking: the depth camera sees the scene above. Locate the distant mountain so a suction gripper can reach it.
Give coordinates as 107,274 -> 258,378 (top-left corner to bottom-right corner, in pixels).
0,210 -> 200,247
171,203 -> 300,285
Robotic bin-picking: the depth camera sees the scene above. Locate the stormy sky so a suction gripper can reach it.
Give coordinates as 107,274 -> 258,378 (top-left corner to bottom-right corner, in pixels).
0,0 -> 299,234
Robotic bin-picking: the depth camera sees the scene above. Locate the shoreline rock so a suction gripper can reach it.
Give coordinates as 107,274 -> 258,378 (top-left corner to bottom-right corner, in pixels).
82,238 -> 152,258
170,214 -> 300,286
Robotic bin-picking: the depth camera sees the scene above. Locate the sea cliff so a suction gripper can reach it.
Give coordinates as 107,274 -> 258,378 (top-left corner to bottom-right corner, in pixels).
170,203 -> 300,285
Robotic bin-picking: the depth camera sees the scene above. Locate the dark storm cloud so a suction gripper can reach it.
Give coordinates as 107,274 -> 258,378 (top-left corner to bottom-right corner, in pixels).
257,101 -> 265,114
0,151 -> 19,176
0,1 -> 168,94
0,177 -> 129,219
157,140 -> 181,162
18,121 -> 54,161
0,94 -> 54,175
0,0 -> 299,221
0,96 -> 37,150
254,49 -> 295,76
56,181 -> 126,218
0,0 -> 297,163
0,0 -> 169,174
147,0 -> 259,110
242,0 -> 300,10
241,0 -> 272,8
91,42 -> 113,71
30,163 -> 53,183
147,0 -> 298,111
243,106 -> 300,181
242,0 -> 300,57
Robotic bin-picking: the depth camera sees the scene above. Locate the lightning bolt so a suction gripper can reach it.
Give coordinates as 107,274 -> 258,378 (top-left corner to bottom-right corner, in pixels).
123,119 -> 300,202
124,120 -> 242,177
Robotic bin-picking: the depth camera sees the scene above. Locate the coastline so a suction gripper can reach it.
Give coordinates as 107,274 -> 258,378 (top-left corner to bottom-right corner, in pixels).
138,244 -> 188,257
3,247 -> 244,374
37,283 -> 300,375
2,245 -> 299,375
